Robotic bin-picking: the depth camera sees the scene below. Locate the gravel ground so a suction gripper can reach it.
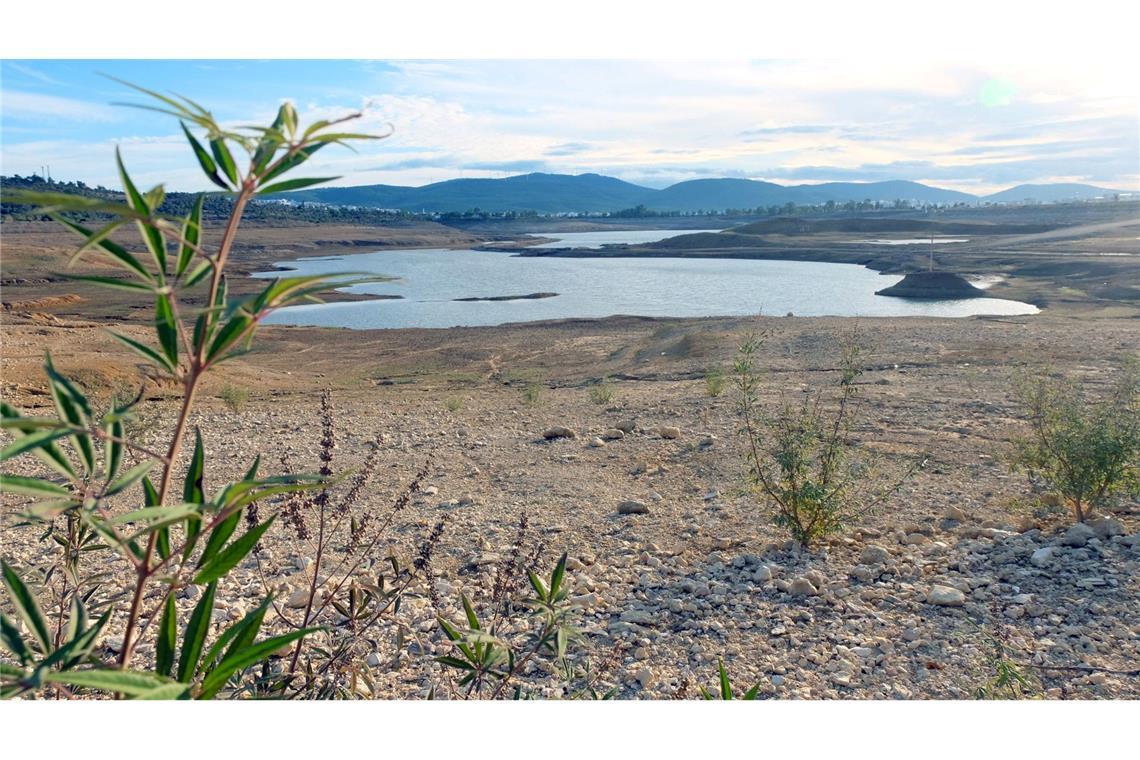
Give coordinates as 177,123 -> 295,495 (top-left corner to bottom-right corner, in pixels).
3,312 -> 1137,699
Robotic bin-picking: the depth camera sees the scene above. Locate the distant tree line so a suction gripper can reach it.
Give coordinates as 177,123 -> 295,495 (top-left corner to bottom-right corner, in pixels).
0,175 -> 419,226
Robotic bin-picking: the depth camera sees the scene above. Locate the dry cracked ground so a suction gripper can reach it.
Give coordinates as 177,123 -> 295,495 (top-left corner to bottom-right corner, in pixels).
2,311 -> 1138,699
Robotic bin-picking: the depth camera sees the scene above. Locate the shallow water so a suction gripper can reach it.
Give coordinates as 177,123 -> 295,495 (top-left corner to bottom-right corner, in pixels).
840,238 -> 969,245
253,230 -> 1039,329
527,229 -> 722,249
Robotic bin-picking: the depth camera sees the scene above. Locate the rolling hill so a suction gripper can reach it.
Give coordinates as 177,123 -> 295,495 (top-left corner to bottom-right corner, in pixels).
285,173 -> 1128,214
982,183 -> 1125,203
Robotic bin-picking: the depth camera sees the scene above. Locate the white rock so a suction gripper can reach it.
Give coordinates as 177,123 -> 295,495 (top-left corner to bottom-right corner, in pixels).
1030,547 -> 1056,567
588,437 -> 606,448
860,545 -> 891,565
927,585 -> 966,606
285,588 -> 311,608
635,667 -> 656,688
657,426 -> 681,440
789,577 -> 818,596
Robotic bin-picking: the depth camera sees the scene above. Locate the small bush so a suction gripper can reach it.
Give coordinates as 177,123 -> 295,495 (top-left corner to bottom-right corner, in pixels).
1010,361 -> 1140,523
432,515 -> 615,700
735,332 -> 923,548
445,396 -> 464,413
704,365 -> 727,397
521,381 -> 544,406
588,377 -> 615,406
219,383 -> 249,413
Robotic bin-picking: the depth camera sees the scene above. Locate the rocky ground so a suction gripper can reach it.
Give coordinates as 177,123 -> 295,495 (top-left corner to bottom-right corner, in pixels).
2,310 -> 1137,699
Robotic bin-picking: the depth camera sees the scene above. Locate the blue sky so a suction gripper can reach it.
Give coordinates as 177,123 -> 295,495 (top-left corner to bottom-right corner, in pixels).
2,59 -> 1137,194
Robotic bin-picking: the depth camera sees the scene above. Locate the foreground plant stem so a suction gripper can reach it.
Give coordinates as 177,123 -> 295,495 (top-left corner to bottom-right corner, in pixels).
118,184 -> 255,669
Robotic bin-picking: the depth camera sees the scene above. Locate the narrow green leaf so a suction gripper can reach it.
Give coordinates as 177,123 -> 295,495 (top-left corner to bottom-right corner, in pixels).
43,668 -> 184,698
180,122 -> 229,190
196,510 -> 241,568
44,354 -> 95,475
1,403 -> 77,480
549,552 -> 567,597
206,313 -> 254,364
183,428 -> 205,504
210,138 -> 239,185
0,560 -> 51,654
197,627 -> 317,699
116,146 -> 150,214
156,594 -> 177,677
177,581 -> 217,682
193,516 -> 274,585
0,428 -> 72,464
104,416 -> 124,483
155,293 -> 179,368
107,331 -> 176,374
462,595 -> 480,631
136,682 -> 191,700
199,596 -> 271,676
177,195 -> 204,276
49,214 -> 152,281
719,660 -> 732,700
0,474 -> 71,499
104,460 -> 155,498
0,612 -> 32,665
258,143 -> 325,185
67,275 -> 154,293
257,176 -> 340,195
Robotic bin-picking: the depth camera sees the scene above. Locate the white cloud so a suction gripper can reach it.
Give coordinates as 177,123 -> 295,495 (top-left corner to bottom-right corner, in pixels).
1,90 -> 119,123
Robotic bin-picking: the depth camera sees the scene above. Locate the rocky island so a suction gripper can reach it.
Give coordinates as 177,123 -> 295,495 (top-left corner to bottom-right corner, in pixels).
875,271 -> 988,299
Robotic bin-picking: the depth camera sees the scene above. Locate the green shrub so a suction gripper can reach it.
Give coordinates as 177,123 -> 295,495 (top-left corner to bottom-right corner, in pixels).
704,365 -> 727,397
0,83 -> 384,699
218,383 -> 249,413
735,333 -> 924,548
445,396 -> 464,412
1010,361 -> 1140,523
588,377 -> 616,406
521,381 -> 544,406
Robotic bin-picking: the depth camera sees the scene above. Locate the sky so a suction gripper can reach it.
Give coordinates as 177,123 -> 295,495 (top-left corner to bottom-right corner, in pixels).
2,59 -> 1137,195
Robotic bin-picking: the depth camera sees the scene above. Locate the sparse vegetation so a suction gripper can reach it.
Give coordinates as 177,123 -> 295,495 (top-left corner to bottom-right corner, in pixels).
218,383 -> 249,413
430,517 -> 606,701
1010,361 -> 1140,523
520,381 -> 544,406
445,396 -> 464,413
735,332 -> 924,547
704,365 -> 727,397
589,377 -> 616,406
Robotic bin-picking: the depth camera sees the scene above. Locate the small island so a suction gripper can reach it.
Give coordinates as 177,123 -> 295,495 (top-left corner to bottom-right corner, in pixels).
876,271 -> 987,299
453,292 -> 559,302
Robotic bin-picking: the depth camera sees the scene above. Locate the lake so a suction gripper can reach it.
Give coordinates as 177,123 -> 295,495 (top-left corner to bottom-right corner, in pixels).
254,230 -> 1039,329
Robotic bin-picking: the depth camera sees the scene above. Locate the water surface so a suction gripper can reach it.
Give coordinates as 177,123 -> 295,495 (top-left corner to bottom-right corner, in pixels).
254,230 -> 1039,329
527,228 -> 722,249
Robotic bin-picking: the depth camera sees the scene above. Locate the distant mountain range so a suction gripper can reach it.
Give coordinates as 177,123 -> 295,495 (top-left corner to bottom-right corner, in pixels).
283,173 -> 1130,214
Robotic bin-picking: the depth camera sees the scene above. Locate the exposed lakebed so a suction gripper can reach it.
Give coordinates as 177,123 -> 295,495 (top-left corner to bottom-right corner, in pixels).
254,229 -> 1039,329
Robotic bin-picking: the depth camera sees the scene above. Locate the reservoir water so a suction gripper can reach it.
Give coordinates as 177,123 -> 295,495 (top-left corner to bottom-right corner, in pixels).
255,229 -> 1039,329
